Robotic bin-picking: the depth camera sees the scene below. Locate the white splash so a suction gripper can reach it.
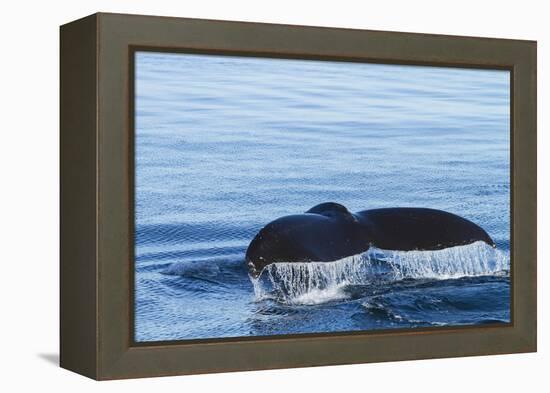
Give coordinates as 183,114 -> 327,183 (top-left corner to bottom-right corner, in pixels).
251,254 -> 375,305
250,241 -> 509,305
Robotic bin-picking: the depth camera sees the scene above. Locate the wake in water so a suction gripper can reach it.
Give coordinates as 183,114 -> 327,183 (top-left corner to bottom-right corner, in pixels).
250,241 -> 509,305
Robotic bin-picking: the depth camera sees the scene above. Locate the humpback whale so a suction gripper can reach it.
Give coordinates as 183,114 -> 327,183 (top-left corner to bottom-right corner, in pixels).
245,202 -> 495,277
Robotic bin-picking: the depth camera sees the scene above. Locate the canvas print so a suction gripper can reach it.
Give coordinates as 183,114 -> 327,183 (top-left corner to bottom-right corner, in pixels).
134,51 -> 510,342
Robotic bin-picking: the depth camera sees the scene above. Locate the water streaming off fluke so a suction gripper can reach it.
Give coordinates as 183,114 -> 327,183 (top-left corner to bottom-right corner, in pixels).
250,242 -> 509,305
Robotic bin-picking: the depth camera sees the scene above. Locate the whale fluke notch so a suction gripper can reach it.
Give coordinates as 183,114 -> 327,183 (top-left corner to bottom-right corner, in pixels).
306,202 -> 350,215
305,202 -> 357,221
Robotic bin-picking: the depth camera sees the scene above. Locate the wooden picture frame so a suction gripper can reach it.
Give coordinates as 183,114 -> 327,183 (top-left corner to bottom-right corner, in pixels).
60,12 -> 537,380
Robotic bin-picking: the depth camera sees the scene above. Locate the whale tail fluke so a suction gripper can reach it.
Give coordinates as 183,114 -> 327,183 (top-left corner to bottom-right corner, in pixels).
246,203 -> 497,273
356,207 -> 496,252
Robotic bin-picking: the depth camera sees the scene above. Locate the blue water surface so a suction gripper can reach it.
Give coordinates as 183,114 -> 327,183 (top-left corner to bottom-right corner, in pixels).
134,52 -> 510,342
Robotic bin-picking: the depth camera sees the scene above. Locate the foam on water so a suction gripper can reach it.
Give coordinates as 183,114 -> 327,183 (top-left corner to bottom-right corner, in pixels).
250,241 -> 509,305
161,255 -> 243,276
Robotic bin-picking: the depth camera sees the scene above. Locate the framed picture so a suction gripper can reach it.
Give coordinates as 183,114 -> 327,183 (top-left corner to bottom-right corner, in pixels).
60,13 -> 537,380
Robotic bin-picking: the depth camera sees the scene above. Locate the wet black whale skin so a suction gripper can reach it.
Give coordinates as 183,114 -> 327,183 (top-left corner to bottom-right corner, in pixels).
245,202 -> 495,276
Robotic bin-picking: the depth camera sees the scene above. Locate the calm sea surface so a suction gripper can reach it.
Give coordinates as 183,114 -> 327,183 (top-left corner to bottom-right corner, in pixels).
134,52 -> 510,342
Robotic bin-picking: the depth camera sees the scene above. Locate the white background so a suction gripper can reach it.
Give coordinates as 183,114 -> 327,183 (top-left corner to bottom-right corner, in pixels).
0,0 -> 546,391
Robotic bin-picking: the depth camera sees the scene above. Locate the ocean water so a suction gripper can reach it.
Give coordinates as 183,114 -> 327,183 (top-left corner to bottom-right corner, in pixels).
134,52 -> 510,342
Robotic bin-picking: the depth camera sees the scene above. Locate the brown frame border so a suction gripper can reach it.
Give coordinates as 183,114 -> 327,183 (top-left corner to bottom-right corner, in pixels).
60,12 -> 536,380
